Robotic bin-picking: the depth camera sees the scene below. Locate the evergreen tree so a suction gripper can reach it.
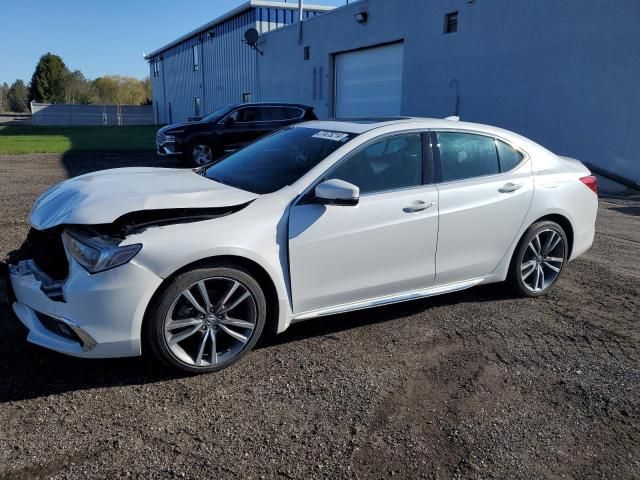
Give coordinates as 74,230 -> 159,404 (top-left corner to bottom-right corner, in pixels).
29,53 -> 70,103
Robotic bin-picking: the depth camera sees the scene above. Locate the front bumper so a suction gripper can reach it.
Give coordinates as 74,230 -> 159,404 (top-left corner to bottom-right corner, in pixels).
156,142 -> 183,156
8,257 -> 163,359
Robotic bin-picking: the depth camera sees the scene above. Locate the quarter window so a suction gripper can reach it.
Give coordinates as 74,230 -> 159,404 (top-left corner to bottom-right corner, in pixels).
496,140 -> 524,172
326,133 -> 423,195
437,132 -> 499,182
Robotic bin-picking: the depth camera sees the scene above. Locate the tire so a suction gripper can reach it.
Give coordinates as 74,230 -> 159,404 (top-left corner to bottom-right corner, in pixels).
145,263 -> 266,374
186,140 -> 216,167
508,220 -> 568,297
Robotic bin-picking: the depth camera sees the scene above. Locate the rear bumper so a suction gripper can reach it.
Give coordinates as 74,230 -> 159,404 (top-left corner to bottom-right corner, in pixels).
8,257 -> 163,359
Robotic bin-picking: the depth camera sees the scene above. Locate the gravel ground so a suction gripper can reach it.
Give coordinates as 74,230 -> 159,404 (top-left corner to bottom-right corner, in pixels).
0,153 -> 638,479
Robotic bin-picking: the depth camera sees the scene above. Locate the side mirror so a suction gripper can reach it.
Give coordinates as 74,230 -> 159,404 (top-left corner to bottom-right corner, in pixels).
314,179 -> 359,206
223,116 -> 235,127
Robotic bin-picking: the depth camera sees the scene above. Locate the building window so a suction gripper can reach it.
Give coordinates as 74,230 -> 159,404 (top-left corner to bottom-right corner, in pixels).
242,92 -> 252,103
152,60 -> 160,77
193,44 -> 200,71
194,97 -> 201,116
304,46 -> 310,60
444,11 -> 458,33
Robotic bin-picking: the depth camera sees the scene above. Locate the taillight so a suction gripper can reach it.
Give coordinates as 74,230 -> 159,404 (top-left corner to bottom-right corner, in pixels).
580,175 -> 598,194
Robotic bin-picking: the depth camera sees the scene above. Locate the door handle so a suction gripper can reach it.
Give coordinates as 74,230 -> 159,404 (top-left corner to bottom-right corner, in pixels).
403,201 -> 433,213
498,182 -> 522,193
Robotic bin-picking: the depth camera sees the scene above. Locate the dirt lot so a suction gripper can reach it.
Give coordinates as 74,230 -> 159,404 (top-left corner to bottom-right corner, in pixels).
0,153 -> 638,479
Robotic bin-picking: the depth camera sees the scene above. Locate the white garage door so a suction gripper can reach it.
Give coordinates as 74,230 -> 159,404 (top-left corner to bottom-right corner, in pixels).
334,43 -> 404,118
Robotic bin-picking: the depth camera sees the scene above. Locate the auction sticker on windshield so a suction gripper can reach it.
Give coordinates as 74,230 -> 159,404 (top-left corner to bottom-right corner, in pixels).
311,131 -> 350,142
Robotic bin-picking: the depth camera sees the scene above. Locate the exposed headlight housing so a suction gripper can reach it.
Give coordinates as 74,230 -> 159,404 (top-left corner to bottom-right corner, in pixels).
62,229 -> 142,274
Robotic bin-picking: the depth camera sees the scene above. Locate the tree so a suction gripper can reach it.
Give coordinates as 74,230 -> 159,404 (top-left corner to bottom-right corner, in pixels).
0,82 -> 9,112
93,75 -> 151,105
64,70 -> 96,104
29,53 -> 70,103
8,80 -> 29,112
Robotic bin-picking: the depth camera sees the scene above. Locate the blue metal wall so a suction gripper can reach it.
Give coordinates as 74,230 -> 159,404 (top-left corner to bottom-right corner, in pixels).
149,6 -> 326,125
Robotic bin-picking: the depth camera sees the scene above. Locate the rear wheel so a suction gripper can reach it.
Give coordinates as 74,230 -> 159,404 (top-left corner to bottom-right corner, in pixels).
146,264 -> 266,373
186,141 -> 216,167
508,221 -> 568,297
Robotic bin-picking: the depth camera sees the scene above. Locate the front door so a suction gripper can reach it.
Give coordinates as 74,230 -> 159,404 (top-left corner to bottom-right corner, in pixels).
288,132 -> 439,314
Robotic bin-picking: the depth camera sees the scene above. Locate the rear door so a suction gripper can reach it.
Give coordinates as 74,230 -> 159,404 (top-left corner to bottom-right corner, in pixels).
433,131 -> 534,284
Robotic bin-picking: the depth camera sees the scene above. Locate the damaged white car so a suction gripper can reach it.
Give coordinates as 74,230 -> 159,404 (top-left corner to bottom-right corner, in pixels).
5,119 -> 598,373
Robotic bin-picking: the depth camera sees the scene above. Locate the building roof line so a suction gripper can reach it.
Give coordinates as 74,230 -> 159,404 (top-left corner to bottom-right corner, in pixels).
144,0 -> 335,60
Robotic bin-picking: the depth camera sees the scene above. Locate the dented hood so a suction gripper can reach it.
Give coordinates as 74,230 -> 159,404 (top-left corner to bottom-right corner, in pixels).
30,167 -> 259,230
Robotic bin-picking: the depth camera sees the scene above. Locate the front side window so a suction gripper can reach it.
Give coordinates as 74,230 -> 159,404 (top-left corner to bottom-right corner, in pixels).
204,127 -> 357,194
192,44 -> 200,71
326,133 -> 423,195
236,107 -> 258,122
437,132 -> 499,182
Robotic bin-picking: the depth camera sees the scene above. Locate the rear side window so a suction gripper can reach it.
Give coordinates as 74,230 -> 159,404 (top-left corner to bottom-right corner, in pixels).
496,140 -> 524,172
258,107 -> 285,121
437,132 -> 499,182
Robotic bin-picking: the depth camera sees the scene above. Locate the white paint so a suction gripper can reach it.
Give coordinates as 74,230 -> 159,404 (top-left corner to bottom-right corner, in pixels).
10,118 -> 598,362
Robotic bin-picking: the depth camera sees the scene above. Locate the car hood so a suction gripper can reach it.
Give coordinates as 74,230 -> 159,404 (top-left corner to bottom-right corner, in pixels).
159,122 -> 202,133
30,167 -> 258,230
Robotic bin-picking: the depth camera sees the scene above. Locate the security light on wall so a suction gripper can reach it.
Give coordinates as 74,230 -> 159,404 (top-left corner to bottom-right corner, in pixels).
354,12 -> 368,23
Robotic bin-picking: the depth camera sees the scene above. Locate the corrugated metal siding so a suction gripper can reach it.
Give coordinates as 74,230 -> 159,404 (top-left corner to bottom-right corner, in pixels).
202,10 -> 256,114
161,38 -> 203,124
149,6 -> 328,124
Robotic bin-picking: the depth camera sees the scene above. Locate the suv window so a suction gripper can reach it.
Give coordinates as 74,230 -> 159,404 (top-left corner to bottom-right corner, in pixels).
437,132 -> 499,182
496,139 -> 524,172
283,107 -> 304,120
234,107 -> 258,123
258,107 -> 286,122
326,133 -> 423,195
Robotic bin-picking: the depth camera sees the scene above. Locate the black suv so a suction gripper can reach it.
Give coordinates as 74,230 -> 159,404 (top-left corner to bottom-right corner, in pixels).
156,103 -> 317,166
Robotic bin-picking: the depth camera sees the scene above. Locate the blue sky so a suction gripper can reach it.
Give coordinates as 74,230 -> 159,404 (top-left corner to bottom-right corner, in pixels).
0,0 -> 341,86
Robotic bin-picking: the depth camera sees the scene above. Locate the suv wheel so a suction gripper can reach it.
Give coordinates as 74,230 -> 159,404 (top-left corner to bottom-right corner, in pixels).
146,264 -> 266,373
187,141 -> 215,167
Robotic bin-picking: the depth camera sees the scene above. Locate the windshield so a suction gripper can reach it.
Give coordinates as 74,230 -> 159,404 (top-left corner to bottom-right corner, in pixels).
201,106 -> 235,123
204,127 -> 357,194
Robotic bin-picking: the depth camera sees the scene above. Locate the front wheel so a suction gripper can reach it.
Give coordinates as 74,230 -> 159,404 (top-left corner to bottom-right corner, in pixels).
508,221 -> 568,297
145,264 -> 266,373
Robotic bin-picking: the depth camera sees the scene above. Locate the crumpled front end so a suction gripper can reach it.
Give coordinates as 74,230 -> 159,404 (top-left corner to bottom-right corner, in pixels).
5,227 -> 163,358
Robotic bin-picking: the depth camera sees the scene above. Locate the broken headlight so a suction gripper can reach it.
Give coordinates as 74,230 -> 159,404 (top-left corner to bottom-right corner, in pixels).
62,229 -> 142,274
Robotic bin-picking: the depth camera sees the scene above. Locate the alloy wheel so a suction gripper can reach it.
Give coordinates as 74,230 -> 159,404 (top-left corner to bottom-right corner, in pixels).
192,144 -> 213,165
163,277 -> 257,367
520,228 -> 565,292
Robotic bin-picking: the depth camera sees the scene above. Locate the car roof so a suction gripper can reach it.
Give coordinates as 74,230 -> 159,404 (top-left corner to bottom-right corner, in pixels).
297,117 -> 532,142
229,102 -> 313,110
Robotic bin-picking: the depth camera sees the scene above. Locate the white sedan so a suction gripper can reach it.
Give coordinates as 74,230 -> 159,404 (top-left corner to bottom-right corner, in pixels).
6,118 -> 598,373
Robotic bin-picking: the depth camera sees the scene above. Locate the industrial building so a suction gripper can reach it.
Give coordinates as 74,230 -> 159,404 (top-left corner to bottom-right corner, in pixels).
145,0 -> 333,125
147,0 -> 640,188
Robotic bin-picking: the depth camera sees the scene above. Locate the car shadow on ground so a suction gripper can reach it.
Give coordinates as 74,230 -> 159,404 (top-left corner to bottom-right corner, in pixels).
0,280 -> 515,404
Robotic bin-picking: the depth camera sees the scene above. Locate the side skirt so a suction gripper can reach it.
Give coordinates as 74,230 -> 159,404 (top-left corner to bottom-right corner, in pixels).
290,277 -> 486,322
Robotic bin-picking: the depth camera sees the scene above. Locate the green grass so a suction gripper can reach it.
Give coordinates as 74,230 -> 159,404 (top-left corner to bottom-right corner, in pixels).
0,125 -> 158,154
